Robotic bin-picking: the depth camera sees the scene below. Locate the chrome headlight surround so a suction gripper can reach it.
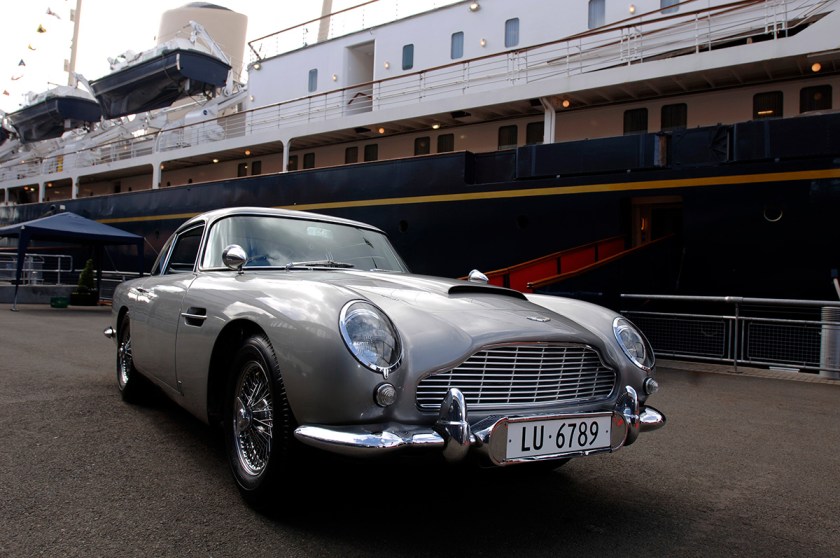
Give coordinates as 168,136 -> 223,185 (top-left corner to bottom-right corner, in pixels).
339,301 -> 402,377
613,317 -> 655,372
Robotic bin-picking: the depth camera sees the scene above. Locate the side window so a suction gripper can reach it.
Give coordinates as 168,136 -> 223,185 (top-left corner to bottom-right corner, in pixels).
288,155 -> 298,171
504,18 -> 520,48
624,108 -> 649,135
165,226 -> 204,274
498,125 -> 518,149
364,144 -> 379,161
308,69 -> 318,93
303,153 -> 316,169
588,0 -> 605,29
526,121 -> 544,145
753,91 -> 783,119
437,133 -> 455,153
661,103 -> 688,131
414,136 -> 431,155
451,32 -> 464,59
150,235 -> 175,276
345,146 -> 359,164
800,85 -> 831,113
661,0 -> 679,14
402,44 -> 414,70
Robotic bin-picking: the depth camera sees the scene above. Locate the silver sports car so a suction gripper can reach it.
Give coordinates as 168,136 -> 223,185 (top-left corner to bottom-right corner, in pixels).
106,206 -> 664,507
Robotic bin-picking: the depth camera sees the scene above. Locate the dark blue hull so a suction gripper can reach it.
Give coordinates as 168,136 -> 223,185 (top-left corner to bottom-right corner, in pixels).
3,113 -> 839,309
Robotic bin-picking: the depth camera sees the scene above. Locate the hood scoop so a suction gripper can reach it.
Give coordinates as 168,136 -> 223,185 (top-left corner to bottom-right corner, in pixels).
447,284 -> 527,300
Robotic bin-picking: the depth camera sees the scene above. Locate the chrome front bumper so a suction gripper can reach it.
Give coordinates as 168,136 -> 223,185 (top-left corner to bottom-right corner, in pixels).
294,386 -> 665,465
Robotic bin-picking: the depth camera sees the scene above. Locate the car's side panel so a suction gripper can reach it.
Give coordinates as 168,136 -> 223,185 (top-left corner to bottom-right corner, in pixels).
132,273 -> 196,393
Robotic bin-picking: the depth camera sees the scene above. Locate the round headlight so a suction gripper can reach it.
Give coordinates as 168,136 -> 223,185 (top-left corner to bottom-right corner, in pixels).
613,317 -> 655,371
339,301 -> 402,376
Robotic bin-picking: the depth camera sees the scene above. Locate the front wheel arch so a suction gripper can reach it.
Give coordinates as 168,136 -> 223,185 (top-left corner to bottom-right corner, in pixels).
207,320 -> 268,427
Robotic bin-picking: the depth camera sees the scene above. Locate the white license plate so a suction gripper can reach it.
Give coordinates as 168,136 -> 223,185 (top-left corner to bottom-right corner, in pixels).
505,415 -> 612,460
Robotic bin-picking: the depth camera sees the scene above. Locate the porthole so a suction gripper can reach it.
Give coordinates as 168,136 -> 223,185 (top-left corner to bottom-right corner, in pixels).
763,206 -> 783,223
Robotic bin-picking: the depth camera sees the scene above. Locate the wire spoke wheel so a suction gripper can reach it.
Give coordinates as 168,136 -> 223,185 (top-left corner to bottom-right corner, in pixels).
117,333 -> 132,389
225,334 -> 292,509
233,361 -> 274,477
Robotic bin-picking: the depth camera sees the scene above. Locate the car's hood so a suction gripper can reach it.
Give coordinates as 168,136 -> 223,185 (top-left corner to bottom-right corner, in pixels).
320,271 -> 604,355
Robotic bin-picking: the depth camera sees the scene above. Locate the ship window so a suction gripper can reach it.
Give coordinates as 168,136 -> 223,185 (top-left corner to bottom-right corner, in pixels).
624,108 -> 648,135
237,163 -> 247,177
288,156 -> 298,171
753,91 -> 783,119
437,133 -> 455,153
504,18 -> 519,48
402,44 -> 414,70
303,153 -> 316,169
800,85 -> 831,113
252,161 -> 262,175
526,121 -> 544,145
308,69 -> 318,92
345,146 -> 359,164
415,137 -> 431,155
498,125 -> 518,149
364,144 -> 379,161
451,32 -> 464,59
588,0 -> 605,29
661,0 -> 679,14
661,103 -> 687,131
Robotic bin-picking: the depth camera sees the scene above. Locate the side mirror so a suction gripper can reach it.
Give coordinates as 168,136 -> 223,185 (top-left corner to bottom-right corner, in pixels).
222,244 -> 247,272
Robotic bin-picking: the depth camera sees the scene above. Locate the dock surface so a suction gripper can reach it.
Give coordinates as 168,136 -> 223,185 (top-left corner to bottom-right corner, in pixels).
1,304 -> 838,557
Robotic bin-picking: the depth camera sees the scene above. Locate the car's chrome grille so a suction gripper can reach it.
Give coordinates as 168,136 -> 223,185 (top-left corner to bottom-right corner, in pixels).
416,344 -> 616,411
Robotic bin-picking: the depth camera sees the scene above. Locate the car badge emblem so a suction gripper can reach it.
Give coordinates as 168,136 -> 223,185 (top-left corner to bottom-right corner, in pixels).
527,315 -> 551,323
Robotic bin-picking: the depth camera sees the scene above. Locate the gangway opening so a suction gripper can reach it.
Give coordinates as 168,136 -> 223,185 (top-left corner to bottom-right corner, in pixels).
479,235 -> 675,293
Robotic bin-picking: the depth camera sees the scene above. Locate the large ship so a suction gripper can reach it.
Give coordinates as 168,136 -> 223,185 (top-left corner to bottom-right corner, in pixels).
2,0 -> 839,309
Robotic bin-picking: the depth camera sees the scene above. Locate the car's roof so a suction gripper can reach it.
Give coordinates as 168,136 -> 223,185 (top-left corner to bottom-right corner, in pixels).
176,206 -> 386,234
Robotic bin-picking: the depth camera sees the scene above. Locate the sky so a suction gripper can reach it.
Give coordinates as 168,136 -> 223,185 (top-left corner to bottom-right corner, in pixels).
0,0 -> 340,113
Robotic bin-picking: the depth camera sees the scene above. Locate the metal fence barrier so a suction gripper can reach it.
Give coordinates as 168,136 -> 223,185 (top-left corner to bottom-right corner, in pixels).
0,254 -> 74,285
621,294 -> 840,380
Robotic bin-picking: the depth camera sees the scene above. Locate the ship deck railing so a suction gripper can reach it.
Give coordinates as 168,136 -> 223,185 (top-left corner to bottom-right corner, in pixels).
621,293 -> 840,379
0,0 -> 834,192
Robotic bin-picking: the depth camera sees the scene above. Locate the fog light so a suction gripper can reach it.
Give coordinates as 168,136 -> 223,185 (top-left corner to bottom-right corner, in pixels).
644,377 -> 659,395
375,383 -> 397,407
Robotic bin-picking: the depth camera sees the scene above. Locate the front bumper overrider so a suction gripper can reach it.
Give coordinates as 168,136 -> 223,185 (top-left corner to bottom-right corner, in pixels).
294,386 -> 665,465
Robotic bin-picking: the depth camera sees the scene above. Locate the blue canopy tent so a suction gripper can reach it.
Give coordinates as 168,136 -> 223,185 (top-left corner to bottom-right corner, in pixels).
0,212 -> 144,310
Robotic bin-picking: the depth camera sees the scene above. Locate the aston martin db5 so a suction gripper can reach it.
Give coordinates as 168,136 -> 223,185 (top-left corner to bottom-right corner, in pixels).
106,207 -> 665,507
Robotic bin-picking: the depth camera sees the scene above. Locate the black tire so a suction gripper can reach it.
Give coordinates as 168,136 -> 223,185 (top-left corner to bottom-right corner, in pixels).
116,313 -> 150,403
224,334 -> 295,510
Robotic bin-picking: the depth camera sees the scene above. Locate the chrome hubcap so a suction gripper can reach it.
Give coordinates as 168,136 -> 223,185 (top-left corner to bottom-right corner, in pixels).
233,361 -> 273,477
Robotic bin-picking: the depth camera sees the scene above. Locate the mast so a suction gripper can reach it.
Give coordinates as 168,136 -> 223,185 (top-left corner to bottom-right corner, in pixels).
67,0 -> 83,86
317,0 -> 333,43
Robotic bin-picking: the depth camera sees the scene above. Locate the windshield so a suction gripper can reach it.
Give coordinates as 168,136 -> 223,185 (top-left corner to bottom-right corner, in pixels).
201,214 -> 409,272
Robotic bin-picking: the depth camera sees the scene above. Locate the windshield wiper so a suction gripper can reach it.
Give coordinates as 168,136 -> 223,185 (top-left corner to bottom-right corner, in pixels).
285,260 -> 355,269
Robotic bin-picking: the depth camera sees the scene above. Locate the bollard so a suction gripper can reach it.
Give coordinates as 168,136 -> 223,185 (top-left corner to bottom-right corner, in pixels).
819,307 -> 840,380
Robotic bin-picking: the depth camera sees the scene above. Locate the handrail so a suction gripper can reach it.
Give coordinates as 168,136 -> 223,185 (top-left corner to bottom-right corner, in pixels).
528,235 -> 673,289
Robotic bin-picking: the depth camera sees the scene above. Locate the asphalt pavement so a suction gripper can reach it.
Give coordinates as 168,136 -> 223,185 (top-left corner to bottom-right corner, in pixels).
1,304 -> 839,557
